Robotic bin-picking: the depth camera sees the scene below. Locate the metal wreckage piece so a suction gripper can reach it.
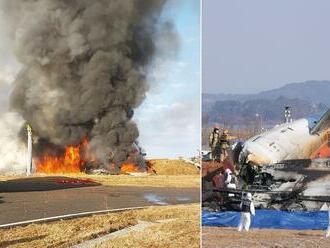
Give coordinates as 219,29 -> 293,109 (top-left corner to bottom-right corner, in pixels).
204,108 -> 330,211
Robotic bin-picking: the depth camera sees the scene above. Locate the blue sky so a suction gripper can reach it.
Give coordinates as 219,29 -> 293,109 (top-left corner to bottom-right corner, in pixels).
134,0 -> 200,158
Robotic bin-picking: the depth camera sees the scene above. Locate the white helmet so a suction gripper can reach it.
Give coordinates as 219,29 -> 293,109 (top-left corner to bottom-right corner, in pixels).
247,193 -> 252,200
225,168 -> 232,174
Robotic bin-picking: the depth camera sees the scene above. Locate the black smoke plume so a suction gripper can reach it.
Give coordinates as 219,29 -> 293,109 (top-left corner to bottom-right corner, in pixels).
2,0 -> 170,169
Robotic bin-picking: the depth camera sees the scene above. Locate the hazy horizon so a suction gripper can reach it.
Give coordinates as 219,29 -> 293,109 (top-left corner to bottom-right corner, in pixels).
203,79 -> 330,95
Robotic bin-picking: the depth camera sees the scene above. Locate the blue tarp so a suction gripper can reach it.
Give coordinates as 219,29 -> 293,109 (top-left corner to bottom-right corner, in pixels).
202,210 -> 329,230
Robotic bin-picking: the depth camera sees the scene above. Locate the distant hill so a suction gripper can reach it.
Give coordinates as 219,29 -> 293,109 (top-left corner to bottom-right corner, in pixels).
204,80 -> 330,105
203,80 -> 330,128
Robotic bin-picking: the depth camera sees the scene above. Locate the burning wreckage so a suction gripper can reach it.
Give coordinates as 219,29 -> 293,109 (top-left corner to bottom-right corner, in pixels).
203,108 -> 330,211
0,0 -> 174,175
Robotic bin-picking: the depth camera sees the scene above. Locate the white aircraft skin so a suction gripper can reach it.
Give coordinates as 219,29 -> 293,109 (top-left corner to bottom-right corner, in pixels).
239,111 -> 330,166
232,109 -> 330,210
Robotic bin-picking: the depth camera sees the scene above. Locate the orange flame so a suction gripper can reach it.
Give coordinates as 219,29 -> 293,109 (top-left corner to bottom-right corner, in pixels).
120,163 -> 141,173
36,140 -> 88,174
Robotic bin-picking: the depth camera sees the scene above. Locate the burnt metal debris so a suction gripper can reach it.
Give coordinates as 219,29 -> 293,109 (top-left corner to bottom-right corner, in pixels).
203,109 -> 330,212
203,158 -> 330,211
250,158 -> 330,208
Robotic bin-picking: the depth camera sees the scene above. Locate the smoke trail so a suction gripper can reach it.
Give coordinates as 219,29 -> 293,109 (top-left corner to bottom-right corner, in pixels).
0,112 -> 27,174
2,0 -> 172,169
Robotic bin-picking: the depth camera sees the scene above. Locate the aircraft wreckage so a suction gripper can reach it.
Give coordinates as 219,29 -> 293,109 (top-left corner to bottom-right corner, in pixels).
203,108 -> 330,211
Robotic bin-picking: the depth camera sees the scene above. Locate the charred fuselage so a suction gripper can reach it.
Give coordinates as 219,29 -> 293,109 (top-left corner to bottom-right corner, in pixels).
203,109 -> 330,212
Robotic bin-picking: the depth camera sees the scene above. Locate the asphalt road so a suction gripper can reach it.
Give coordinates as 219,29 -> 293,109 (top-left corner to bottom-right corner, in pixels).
0,177 -> 199,225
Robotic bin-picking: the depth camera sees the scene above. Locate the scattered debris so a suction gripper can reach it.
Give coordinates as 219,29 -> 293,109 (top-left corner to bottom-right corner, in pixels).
182,157 -> 201,169
54,178 -> 95,185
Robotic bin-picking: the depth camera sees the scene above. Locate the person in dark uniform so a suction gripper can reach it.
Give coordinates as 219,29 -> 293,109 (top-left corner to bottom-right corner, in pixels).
219,129 -> 237,162
209,126 -> 221,161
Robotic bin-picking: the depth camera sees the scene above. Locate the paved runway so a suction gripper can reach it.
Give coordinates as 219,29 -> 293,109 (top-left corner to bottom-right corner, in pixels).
0,177 -> 199,225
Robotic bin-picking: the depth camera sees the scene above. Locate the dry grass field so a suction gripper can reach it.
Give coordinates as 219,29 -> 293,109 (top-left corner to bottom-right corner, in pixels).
148,159 -> 199,175
97,203 -> 200,248
202,226 -> 330,248
0,204 -> 200,248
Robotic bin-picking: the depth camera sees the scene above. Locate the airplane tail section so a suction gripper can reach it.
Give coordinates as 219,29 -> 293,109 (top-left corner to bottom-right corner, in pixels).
311,108 -> 330,134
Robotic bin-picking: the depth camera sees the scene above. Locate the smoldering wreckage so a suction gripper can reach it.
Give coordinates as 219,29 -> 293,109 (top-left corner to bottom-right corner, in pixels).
0,0 -> 177,175
203,108 -> 330,211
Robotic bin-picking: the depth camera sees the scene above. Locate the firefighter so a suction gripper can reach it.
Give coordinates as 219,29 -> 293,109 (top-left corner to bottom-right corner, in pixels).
209,126 -> 221,161
219,129 -> 231,162
238,192 -> 255,232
